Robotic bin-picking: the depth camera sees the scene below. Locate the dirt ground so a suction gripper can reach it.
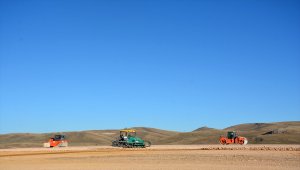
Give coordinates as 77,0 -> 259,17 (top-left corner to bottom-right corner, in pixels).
0,145 -> 299,170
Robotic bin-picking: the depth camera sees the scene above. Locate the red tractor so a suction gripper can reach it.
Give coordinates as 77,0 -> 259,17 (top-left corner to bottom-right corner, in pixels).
219,131 -> 248,145
43,134 -> 68,147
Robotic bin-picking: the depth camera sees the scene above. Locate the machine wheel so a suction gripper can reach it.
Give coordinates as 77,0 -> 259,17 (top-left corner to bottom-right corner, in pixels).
112,141 -> 118,147
58,141 -> 68,147
123,143 -> 132,148
144,141 -> 151,147
219,138 -> 227,145
242,138 -> 248,145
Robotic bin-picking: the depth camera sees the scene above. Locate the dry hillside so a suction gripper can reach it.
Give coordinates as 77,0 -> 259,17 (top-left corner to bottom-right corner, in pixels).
0,121 -> 299,148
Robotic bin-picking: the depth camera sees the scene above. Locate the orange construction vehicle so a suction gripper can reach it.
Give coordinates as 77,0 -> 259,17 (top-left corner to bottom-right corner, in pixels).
219,131 -> 248,145
43,134 -> 68,147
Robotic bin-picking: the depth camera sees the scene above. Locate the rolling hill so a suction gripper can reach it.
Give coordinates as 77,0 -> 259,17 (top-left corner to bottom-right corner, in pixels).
0,121 -> 299,148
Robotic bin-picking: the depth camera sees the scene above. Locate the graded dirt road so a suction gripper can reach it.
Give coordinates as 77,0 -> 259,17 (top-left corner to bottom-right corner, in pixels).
0,145 -> 299,170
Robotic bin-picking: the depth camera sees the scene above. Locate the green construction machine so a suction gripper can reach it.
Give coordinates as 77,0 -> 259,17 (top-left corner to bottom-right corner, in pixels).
112,129 -> 151,148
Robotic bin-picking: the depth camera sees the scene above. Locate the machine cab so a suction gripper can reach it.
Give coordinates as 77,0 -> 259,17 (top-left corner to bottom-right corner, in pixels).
120,129 -> 136,140
227,131 -> 237,139
52,135 -> 66,141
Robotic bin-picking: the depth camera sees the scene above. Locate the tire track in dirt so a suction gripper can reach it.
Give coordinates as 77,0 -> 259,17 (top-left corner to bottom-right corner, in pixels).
1,145 -> 299,157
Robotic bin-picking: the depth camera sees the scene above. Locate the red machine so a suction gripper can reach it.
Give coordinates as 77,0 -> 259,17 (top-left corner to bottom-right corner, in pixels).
219,131 -> 248,145
43,135 -> 68,147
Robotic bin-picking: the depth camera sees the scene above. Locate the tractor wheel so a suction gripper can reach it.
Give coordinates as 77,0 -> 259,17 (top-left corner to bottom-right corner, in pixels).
219,138 -> 227,145
144,141 -> 151,147
112,141 -> 117,147
124,144 -> 133,148
242,138 -> 248,145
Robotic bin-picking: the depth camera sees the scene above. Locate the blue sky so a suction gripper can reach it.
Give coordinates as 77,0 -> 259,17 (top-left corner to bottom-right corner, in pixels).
0,0 -> 299,134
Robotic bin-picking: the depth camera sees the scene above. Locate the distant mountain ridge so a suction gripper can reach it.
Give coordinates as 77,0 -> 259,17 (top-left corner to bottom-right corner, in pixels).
0,121 -> 299,148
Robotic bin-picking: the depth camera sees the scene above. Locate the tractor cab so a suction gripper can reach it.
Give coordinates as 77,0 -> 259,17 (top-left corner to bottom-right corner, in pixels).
120,129 -> 136,140
53,135 -> 66,141
227,131 -> 237,139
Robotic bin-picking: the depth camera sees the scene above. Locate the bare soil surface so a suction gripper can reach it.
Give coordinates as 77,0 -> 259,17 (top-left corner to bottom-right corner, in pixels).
0,145 -> 299,170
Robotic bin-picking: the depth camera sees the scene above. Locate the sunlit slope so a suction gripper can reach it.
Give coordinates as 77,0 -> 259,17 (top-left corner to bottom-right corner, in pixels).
0,121 -> 299,148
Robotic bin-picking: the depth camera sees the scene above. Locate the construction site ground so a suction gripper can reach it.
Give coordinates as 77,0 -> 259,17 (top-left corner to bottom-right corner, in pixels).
0,145 -> 299,170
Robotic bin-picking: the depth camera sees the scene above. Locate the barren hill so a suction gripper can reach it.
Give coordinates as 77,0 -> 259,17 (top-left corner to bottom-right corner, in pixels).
0,121 -> 299,148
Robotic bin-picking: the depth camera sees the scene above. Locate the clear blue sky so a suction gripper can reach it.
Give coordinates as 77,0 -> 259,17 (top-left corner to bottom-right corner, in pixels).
0,0 -> 299,134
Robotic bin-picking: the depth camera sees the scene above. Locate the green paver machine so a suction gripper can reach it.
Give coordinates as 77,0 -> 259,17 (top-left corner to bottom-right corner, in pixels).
112,129 -> 151,148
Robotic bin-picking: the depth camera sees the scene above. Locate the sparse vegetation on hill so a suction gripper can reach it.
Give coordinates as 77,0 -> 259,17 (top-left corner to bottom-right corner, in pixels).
0,121 -> 299,148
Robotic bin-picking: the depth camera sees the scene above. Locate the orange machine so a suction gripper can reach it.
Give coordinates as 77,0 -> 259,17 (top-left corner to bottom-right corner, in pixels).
219,131 -> 248,145
43,135 -> 68,147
